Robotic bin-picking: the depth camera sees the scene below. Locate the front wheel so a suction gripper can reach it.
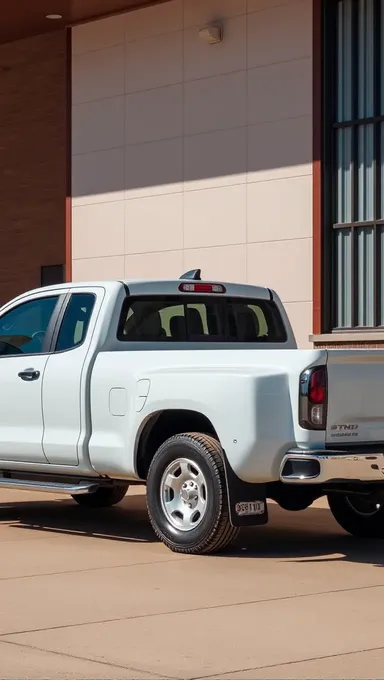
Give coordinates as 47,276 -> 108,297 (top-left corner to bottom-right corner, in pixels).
72,484 -> 129,508
146,433 -> 239,554
327,492 -> 384,538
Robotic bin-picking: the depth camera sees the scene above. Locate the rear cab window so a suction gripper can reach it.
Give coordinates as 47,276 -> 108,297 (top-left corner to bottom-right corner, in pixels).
117,296 -> 287,343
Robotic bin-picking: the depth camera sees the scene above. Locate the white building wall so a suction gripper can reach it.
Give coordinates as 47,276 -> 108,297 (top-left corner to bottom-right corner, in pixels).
71,0 -> 313,347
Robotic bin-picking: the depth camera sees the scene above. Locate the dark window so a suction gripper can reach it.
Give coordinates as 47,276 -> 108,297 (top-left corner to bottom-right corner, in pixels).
117,296 -> 287,343
41,265 -> 65,287
55,294 -> 95,352
0,297 -> 59,356
324,0 -> 384,329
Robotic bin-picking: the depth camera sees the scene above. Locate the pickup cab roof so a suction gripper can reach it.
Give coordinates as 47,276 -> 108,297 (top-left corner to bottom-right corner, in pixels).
125,279 -> 273,300
5,278 -> 273,303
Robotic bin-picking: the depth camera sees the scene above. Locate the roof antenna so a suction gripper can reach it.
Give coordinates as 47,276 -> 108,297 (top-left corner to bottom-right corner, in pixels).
179,269 -> 201,281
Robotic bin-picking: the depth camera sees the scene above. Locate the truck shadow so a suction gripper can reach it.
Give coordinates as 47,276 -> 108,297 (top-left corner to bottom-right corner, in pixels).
230,503 -> 384,568
0,488 -> 156,544
0,492 -> 383,567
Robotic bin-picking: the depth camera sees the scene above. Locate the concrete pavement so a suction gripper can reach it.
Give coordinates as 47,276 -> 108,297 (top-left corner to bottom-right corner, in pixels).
0,487 -> 383,679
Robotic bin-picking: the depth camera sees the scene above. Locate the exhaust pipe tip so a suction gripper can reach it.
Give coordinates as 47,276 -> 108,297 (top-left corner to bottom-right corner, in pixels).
281,457 -> 321,481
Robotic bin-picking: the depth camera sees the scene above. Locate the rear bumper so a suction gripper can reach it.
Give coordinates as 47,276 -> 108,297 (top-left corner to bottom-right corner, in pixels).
280,448 -> 384,484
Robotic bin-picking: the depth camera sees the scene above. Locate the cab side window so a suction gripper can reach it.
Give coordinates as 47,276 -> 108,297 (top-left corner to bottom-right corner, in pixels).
0,296 -> 59,356
55,293 -> 95,352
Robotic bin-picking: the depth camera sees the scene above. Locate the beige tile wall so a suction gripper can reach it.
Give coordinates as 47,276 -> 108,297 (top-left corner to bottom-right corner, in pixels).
72,0 -> 313,347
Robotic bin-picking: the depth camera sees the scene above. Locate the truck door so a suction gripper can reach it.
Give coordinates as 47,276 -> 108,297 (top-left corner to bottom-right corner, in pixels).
42,288 -> 104,465
0,293 -> 64,463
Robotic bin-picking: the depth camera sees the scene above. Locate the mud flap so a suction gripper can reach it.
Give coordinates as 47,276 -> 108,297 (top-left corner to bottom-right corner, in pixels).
222,451 -> 268,528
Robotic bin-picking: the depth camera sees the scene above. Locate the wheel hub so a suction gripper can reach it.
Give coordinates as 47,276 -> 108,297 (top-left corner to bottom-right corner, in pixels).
180,480 -> 199,508
160,458 -> 208,532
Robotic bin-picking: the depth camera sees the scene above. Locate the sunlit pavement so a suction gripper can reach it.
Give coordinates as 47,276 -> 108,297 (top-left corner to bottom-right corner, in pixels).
0,487 -> 383,679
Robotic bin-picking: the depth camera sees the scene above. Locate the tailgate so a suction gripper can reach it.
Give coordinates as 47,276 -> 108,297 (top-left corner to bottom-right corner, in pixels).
326,350 -> 384,444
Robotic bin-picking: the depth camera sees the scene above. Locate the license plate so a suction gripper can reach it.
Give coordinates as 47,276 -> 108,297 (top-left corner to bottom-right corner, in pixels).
235,500 -> 265,517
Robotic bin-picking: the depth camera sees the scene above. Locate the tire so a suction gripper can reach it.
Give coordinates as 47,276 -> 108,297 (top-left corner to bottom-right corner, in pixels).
72,484 -> 129,508
146,432 -> 239,554
327,492 -> 384,538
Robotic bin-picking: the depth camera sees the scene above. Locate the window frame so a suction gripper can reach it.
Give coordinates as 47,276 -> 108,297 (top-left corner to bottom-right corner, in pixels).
0,294 -> 66,358
323,0 -> 384,331
116,295 -> 287,344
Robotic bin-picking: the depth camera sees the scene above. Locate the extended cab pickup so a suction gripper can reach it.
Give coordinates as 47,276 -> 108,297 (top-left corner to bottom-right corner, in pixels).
0,270 -> 384,553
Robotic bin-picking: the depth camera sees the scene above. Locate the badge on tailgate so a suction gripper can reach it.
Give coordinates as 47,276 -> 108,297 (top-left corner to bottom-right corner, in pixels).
330,423 -> 359,439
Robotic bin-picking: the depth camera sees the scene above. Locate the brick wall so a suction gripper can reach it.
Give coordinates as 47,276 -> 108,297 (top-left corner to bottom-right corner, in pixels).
0,31 -> 67,305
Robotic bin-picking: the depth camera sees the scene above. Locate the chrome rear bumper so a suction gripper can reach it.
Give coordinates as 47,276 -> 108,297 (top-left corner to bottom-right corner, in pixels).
280,448 -> 384,484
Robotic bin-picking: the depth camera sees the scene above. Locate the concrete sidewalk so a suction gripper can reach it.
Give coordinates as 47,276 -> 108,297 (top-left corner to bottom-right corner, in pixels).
0,488 -> 383,679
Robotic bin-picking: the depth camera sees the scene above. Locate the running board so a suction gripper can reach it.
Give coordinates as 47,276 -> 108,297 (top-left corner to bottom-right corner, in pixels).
0,478 -> 99,495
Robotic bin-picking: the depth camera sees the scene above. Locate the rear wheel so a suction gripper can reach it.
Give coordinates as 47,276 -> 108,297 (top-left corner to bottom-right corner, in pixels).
327,492 -> 384,538
72,484 -> 129,508
146,433 -> 239,554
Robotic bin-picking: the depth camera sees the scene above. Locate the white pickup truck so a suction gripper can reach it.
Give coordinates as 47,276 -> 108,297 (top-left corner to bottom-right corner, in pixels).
0,269 -> 384,554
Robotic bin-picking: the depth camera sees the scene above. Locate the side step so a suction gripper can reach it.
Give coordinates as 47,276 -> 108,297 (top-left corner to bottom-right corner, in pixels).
0,478 -> 99,495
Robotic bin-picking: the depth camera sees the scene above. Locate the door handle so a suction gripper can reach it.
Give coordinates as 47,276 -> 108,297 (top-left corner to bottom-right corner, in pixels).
18,368 -> 40,382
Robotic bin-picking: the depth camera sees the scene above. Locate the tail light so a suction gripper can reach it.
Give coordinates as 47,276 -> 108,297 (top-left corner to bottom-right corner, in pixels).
299,366 -> 327,430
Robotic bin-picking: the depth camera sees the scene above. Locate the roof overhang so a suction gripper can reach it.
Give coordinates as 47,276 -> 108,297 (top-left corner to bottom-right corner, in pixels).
0,0 -> 168,44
